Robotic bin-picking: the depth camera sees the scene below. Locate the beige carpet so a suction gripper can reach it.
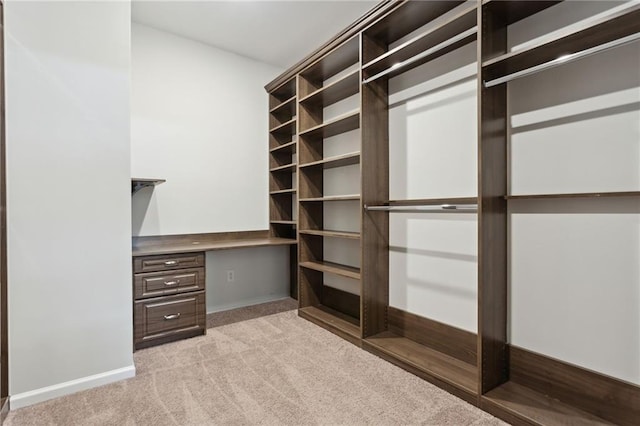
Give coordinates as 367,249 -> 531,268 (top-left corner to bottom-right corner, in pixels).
6,304 -> 507,425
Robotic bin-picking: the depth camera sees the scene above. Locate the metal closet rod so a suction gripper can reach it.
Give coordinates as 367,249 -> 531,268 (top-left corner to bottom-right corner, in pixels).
362,27 -> 478,85
484,31 -> 640,88
365,204 -> 478,212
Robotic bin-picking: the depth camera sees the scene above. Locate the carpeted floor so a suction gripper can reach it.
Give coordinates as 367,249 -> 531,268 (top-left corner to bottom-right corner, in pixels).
6,299 -> 507,425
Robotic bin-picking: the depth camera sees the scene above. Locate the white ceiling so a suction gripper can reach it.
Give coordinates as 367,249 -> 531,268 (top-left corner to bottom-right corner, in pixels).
131,1 -> 379,70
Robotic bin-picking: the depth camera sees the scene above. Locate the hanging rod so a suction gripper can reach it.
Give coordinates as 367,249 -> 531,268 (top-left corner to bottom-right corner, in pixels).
362,27 -> 477,85
365,204 -> 478,212
484,31 -> 640,88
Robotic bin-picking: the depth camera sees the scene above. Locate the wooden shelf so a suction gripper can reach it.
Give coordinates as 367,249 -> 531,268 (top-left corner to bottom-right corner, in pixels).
299,152 -> 360,170
298,305 -> 360,343
506,191 -> 640,200
269,140 -> 296,154
269,188 -> 296,195
301,36 -> 359,83
483,3 -> 640,78
363,3 -> 476,80
365,1 -> 465,46
299,230 -> 360,240
386,197 -> 478,206
299,194 -> 360,202
270,220 -> 296,225
299,70 -> 359,107
364,332 -> 477,398
483,381 -> 615,425
298,110 -> 360,140
270,78 -> 296,103
482,1 -> 562,26
299,260 -> 361,280
270,118 -> 296,135
269,95 -> 296,116
269,163 -> 297,173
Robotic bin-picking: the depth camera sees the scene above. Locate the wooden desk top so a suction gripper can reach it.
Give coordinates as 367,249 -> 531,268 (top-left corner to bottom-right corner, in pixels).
132,231 -> 296,257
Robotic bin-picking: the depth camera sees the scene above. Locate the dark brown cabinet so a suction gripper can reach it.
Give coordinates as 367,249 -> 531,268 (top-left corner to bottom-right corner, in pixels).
133,252 -> 206,350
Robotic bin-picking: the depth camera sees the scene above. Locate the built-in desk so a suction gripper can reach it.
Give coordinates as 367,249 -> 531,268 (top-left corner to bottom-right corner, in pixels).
132,231 -> 297,350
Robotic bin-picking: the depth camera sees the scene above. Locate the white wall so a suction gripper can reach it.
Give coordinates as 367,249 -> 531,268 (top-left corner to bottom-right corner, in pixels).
131,23 -> 282,236
206,247 -> 289,313
508,1 -> 640,385
5,1 -> 134,407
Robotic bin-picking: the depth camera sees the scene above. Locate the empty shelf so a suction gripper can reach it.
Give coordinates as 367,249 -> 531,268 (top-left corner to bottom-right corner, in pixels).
299,230 -> 360,240
299,305 -> 360,341
483,381 -> 615,425
299,260 -> 360,280
298,110 -> 360,140
270,220 -> 296,225
299,195 -> 360,202
269,95 -> 296,116
270,118 -> 296,135
482,1 -> 562,26
299,152 -> 360,170
269,140 -> 296,154
131,178 -> 166,195
270,163 -> 297,173
299,70 -> 360,107
269,188 -> 297,195
365,332 -> 477,397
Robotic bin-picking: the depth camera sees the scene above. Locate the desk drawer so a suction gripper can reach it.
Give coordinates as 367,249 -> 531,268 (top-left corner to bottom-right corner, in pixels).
133,253 -> 204,273
134,291 -> 205,347
134,267 -> 205,299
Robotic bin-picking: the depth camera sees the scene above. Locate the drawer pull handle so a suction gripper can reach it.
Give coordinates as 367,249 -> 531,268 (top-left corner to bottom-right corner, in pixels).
164,313 -> 181,320
164,280 -> 180,286
164,260 -> 179,266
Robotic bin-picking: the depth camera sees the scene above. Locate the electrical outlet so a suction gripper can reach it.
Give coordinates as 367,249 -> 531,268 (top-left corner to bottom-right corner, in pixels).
226,270 -> 235,282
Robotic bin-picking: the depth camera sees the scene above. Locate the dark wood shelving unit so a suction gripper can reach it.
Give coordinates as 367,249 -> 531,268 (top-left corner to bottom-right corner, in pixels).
296,34 -> 364,341
299,230 -> 360,240
265,1 -> 640,423
268,77 -> 298,298
298,152 -> 360,170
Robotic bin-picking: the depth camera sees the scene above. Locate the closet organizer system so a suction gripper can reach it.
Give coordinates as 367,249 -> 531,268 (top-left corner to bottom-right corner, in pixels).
266,1 -> 640,425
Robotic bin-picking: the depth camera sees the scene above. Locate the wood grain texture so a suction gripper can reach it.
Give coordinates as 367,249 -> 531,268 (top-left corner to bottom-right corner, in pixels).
299,260 -> 360,280
134,291 -> 206,350
363,332 -> 478,405
298,266 -> 322,309
388,307 -> 476,366
299,70 -> 359,107
134,267 -> 205,300
301,36 -> 359,85
360,32 -> 389,339
510,346 -> 640,426
477,2 -> 508,395
482,381 -> 614,426
298,110 -> 360,140
322,286 -> 360,320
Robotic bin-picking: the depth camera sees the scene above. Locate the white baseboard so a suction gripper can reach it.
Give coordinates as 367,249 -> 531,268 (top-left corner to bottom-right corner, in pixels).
10,365 -> 136,409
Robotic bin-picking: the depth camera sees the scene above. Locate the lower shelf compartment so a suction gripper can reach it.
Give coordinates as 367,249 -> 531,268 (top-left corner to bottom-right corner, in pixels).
482,381 -> 615,426
364,331 -> 477,403
299,305 -> 361,346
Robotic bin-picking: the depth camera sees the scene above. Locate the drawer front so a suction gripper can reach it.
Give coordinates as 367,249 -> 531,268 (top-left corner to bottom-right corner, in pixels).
134,291 -> 205,345
134,267 -> 205,299
133,253 -> 204,273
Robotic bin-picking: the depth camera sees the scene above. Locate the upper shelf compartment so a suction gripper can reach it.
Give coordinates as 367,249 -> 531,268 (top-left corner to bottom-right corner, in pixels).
482,1 -> 640,86
131,178 -> 165,195
363,1 -> 477,83
481,0 -> 562,26
298,36 -> 359,101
